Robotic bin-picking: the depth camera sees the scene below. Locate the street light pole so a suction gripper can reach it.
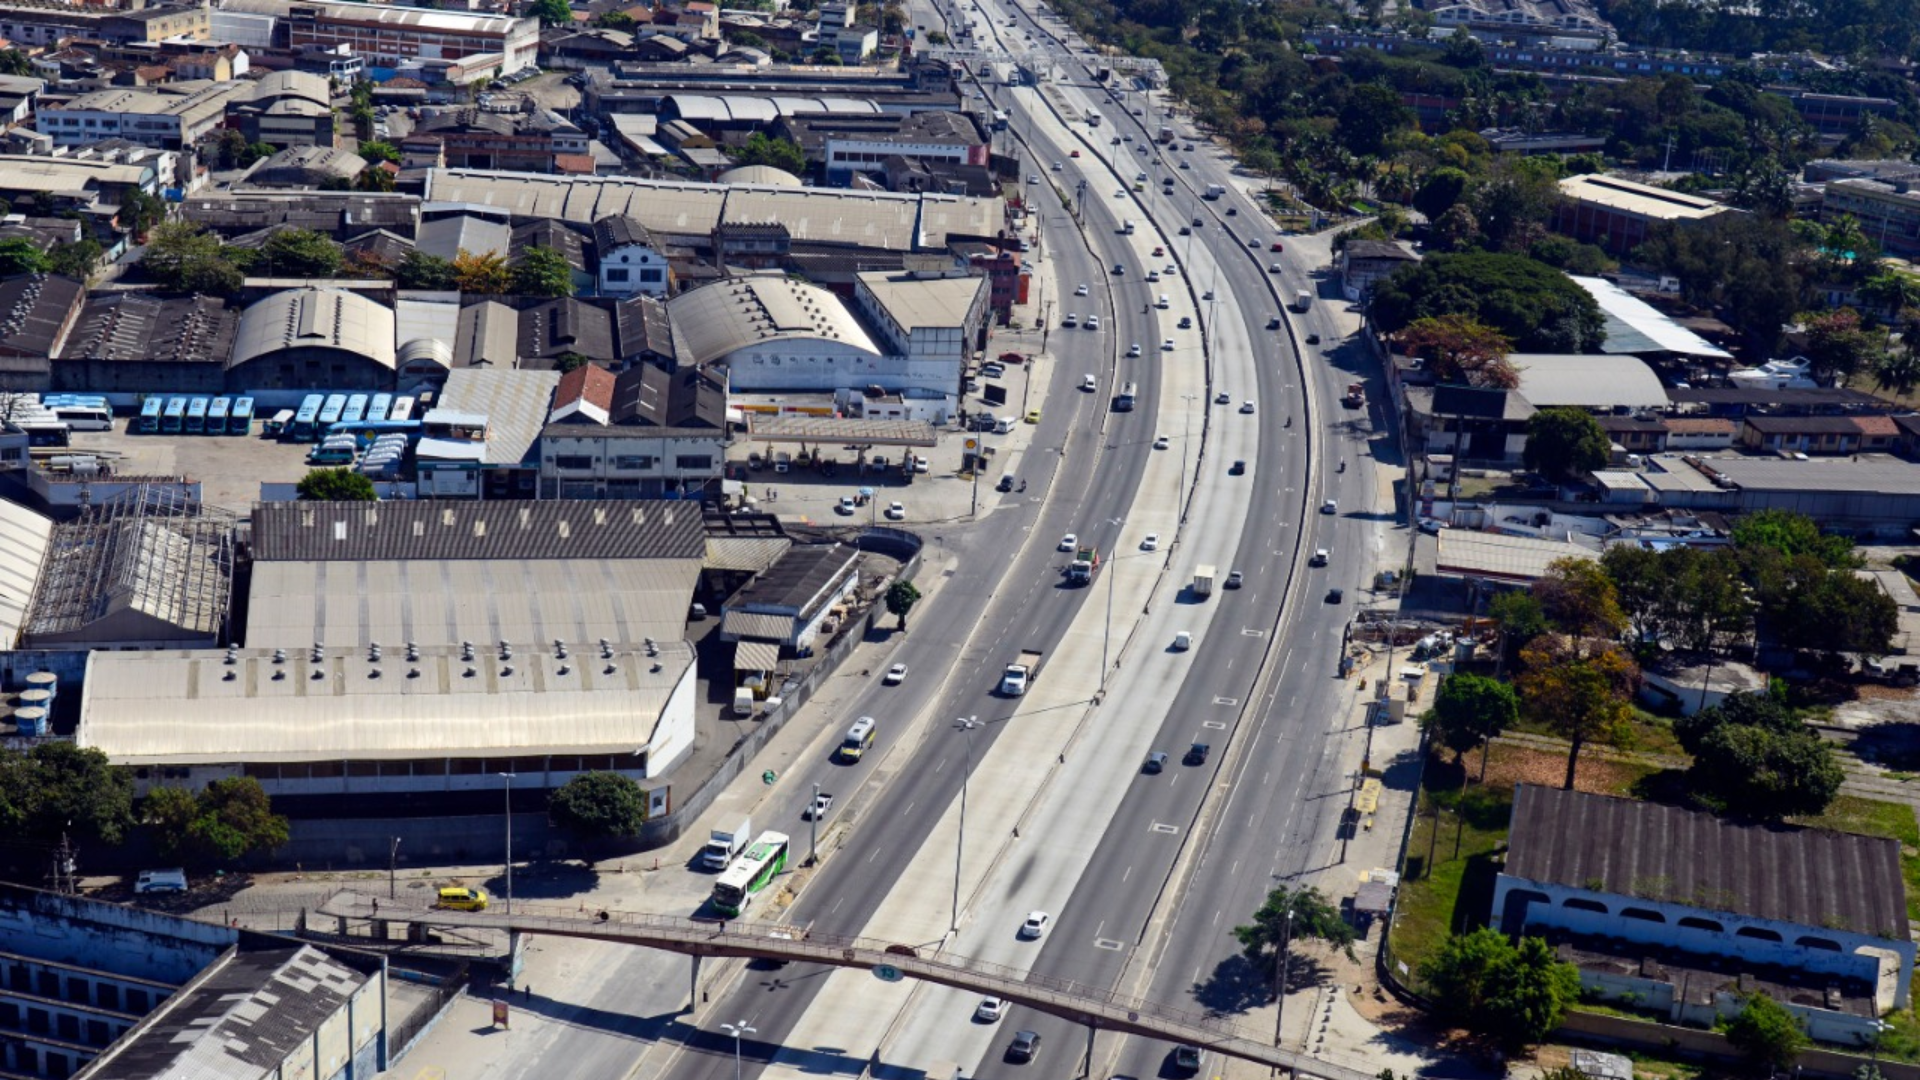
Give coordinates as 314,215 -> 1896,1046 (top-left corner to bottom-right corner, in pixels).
1102,546 -> 1117,693
952,716 -> 981,932
1274,907 -> 1295,1048
721,1020 -> 757,1080
498,772 -> 516,916
809,781 -> 820,866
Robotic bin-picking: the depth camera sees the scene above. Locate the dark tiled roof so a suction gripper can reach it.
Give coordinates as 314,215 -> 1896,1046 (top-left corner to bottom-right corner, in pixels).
1344,239 -> 1419,262
182,193 -> 420,239
513,218 -> 590,272
517,298 -> 616,365
57,291 -> 235,365
1745,414 -> 1870,434
610,360 -> 725,428
0,273 -> 84,358
344,228 -> 416,265
614,294 -> 677,363
1505,784 -> 1909,940
729,542 -> 859,616
252,499 -> 707,561
1430,384 -> 1520,420
593,213 -> 656,253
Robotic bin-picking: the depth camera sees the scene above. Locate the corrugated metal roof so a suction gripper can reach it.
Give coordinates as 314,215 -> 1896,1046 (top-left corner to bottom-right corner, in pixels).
721,610 -> 794,640
0,499 -> 52,648
1434,530 -> 1599,582
857,272 -> 982,330
706,536 -> 791,573
435,367 -> 561,466
1506,784 -> 1909,941
1510,353 -> 1668,410
1570,276 -> 1732,360
670,274 -> 880,367
78,640 -> 693,765
231,288 -> 397,372
252,499 -> 706,561
246,557 -> 700,650
733,638 -> 780,670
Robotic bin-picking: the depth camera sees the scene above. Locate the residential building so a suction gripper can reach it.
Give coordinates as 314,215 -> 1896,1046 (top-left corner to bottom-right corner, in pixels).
1739,414 -> 1888,455
1822,177 -> 1920,259
405,108 -> 559,172
1337,239 -> 1419,301
0,154 -> 159,225
714,220 -> 792,272
220,0 -> 540,74
1553,174 -> 1731,253
0,75 -> 43,129
593,213 -> 670,297
949,239 -> 1023,324
36,81 -> 252,151
0,3 -> 209,47
774,110 -> 987,183
854,268 -> 987,396
513,218 -> 594,294
1495,784 -> 1914,1013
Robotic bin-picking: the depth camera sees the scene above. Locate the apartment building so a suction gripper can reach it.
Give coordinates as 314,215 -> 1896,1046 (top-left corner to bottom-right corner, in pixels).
1823,177 -> 1920,259
220,0 -> 538,74
37,82 -> 252,150
0,3 -> 208,47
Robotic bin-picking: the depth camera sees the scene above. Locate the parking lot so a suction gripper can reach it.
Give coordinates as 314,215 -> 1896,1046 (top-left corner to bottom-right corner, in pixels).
65,424 -> 319,512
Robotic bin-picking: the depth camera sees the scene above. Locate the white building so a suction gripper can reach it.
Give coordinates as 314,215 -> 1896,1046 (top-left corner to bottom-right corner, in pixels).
37,82 -> 251,150
593,213 -> 669,298
854,270 -> 987,391
670,273 -> 887,392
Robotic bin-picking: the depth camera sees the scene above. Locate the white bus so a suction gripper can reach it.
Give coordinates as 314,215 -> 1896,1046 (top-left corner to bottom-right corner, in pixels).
712,831 -> 791,916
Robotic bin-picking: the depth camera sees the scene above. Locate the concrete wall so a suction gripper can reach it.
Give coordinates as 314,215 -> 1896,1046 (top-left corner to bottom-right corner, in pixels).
0,885 -> 234,985
1559,1009 -> 1917,1080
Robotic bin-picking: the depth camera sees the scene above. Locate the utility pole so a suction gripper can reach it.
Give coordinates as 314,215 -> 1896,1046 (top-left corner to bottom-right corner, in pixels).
388,836 -> 402,901
49,832 -> 76,896
499,772 -> 516,916
1273,907 -> 1295,1049
951,716 -> 981,932
809,781 -> 820,866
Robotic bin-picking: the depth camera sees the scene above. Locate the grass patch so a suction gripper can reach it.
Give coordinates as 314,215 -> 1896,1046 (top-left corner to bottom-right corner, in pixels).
1390,757 -> 1514,984
1507,708 -> 1686,761
1795,795 -> 1920,922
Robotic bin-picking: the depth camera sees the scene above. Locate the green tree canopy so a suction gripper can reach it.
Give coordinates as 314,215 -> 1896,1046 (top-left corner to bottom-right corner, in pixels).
143,778 -> 290,866
1686,706 -> 1843,819
1523,407 -> 1609,482
0,744 -> 136,850
1232,884 -> 1356,970
1518,637 -> 1637,789
396,249 -> 458,290
120,189 -> 167,238
259,227 -> 342,277
142,221 -> 243,296
549,772 -> 648,860
1731,508 -> 1856,569
1725,991 -> 1808,1075
297,468 -> 377,501
510,245 -> 576,297
1601,544 -> 1752,653
1636,213 -> 1808,351
737,132 -> 807,175
1418,929 -> 1581,1049
48,238 -> 103,282
1398,314 -> 1516,388
0,237 -> 50,276
358,139 -> 401,164
531,0 -> 573,23
885,579 -> 921,630
1371,251 -> 1605,353
1426,672 -> 1518,780
1411,166 -> 1469,221
1797,307 -> 1887,384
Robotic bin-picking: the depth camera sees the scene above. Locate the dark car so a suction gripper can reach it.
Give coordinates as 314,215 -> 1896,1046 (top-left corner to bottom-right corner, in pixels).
1173,1046 -> 1203,1074
1143,751 -> 1168,774
997,474 -> 1016,492
1305,333 -> 1320,344
1326,587 -> 1345,604
1008,1030 -> 1042,1063
1184,742 -> 1210,765
1229,460 -> 1245,475
1226,206 -> 1238,215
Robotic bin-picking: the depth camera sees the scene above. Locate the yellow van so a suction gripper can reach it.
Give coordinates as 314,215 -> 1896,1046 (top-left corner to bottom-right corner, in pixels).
435,887 -> 489,911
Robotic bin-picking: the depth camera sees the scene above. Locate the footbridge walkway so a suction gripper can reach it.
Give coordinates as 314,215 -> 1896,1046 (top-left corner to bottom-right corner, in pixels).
317,891 -> 1369,1079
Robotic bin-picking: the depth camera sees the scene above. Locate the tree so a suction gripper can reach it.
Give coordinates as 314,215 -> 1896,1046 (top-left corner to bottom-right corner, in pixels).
144,778 -> 290,866
1469,156 -> 1563,253
1523,407 -> 1609,482
1397,314 -> 1516,388
885,579 -> 921,630
0,237 -> 49,276
0,49 -> 31,76
1489,589 -> 1548,672
211,128 -> 251,170
1419,929 -> 1581,1049
1858,269 -> 1920,319
48,238 -> 102,281
1518,638 -> 1637,789
1689,713 -> 1844,820
1731,508 -> 1856,569
531,0 -> 573,24
1412,166 -> 1470,221
1430,204 -> 1481,252
737,132 -> 807,175
548,772 -> 648,861
1531,556 -> 1627,643
1797,307 -> 1887,384
1371,251 -> 1604,354
1725,991 -> 1807,1075
1636,214 -> 1808,352
397,249 -> 458,290
358,139 -> 401,164
1426,673 -> 1518,781
453,250 -> 512,294
511,245 -> 576,297
120,189 -> 167,238
142,221 -> 242,296
1232,884 -> 1356,971
259,227 -> 342,277
598,9 -> 636,27
1336,83 -> 1411,157
297,468 -> 377,501
1,743 -> 137,849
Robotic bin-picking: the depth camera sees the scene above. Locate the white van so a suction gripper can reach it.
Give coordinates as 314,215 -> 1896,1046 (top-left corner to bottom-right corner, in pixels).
733,687 -> 755,717
1122,219 -> 1136,234
1155,294 -> 1170,309
994,417 -> 1016,434
1173,631 -> 1192,651
135,868 -> 188,894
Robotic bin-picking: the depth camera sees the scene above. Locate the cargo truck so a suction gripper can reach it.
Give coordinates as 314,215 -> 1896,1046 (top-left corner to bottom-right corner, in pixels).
1294,289 -> 1312,312
1001,649 -> 1044,695
1067,546 -> 1100,584
1193,564 -> 1216,598
1204,183 -> 1226,200
701,816 -> 751,870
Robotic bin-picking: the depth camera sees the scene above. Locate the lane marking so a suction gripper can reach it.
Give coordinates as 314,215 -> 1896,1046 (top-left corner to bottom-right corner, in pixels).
1212,696 -> 1237,706
1150,823 -> 1179,834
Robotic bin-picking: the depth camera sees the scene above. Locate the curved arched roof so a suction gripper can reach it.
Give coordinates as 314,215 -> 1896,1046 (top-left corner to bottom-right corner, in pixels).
668,275 -> 879,367
717,164 -> 801,188
231,288 -> 396,370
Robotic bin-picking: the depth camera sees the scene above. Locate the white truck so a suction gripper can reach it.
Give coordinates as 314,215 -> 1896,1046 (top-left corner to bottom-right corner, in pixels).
1203,183 -> 1226,200
733,686 -> 755,717
1294,289 -> 1312,312
1001,649 -> 1044,696
702,817 -> 752,870
1193,564 -> 1216,599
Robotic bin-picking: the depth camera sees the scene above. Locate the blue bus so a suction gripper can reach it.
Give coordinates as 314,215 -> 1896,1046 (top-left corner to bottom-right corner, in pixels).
185,397 -> 210,434
230,397 -> 255,435
138,397 -> 164,433
162,397 -> 187,433
342,394 -> 369,425
367,393 -> 391,423
389,396 -> 415,422
291,395 -> 324,441
319,394 -> 347,429
208,397 -> 231,432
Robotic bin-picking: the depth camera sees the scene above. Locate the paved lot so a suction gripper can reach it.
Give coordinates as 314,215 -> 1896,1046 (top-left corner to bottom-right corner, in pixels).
66,425 -> 317,513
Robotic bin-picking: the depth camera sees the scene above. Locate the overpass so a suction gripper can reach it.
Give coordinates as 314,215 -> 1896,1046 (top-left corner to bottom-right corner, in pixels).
317,891 -> 1370,1080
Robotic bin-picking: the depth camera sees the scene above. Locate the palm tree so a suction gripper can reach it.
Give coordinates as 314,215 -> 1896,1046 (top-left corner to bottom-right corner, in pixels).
1860,271 -> 1920,320
1876,349 -> 1920,396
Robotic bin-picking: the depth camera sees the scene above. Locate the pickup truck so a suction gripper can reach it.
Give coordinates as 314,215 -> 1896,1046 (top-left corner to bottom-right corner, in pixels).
1001,649 -> 1044,696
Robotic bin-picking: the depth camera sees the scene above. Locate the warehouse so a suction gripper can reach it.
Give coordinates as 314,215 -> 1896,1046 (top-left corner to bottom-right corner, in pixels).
226,287 -> 397,392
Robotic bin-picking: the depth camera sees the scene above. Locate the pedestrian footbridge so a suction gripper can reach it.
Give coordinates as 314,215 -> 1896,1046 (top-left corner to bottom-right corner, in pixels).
318,891 -> 1368,1080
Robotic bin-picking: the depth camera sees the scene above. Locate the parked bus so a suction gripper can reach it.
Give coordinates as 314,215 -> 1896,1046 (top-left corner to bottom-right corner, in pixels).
367,393 -> 392,423
342,394 -> 369,425
837,717 -> 877,763
319,394 -> 347,430
138,398 -> 164,433
162,397 -> 187,433
42,396 -> 112,431
290,395 -> 324,441
1115,381 -> 1138,412
711,831 -> 791,916
185,397 -> 211,434
388,396 -> 415,423
207,397 -> 231,433
229,397 -> 255,435
263,409 -> 295,438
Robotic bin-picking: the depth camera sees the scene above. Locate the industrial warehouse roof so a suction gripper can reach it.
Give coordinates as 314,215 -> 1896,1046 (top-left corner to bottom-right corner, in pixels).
421,169 -> 999,251
222,0 -> 530,34
245,556 -> 700,651
1506,784 -> 1910,940
1510,354 -> 1669,410
59,291 -> 236,366
669,274 -> 881,366
230,288 -> 397,371
78,639 -> 692,765
1434,529 -> 1600,583
425,367 -> 561,467
729,542 -> 859,616
0,154 -> 155,199
1569,276 -> 1733,359
666,93 -> 880,125
0,499 -> 52,649
1557,174 -> 1730,223
716,164 -> 802,187
857,271 -> 983,330
744,415 -> 939,446
252,499 -> 707,561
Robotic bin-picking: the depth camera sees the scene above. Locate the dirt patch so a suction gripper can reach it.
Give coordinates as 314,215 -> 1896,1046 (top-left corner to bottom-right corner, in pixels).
1472,742 -> 1651,796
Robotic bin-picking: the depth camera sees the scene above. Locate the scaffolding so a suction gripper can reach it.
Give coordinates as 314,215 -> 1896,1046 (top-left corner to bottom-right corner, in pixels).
24,486 -> 239,648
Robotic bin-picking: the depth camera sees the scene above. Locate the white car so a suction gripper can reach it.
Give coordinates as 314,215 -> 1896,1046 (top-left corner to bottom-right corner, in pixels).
1085,315 -> 1100,331
1164,264 -> 1178,275
975,997 -> 1007,1022
1058,533 -> 1077,551
1310,549 -> 1328,567
805,793 -> 834,820
1019,911 -> 1051,939
1075,283 -> 1089,296
885,501 -> 906,520
885,663 -> 909,684
1153,435 -> 1169,449
1142,533 -> 1159,551
1161,339 -> 1175,351
1127,343 -> 1142,357
1269,262 -> 1283,273
1052,161 -> 1064,171
1134,171 -> 1147,182
1321,499 -> 1338,515
836,496 -> 856,515
1063,311 -> 1078,327
1240,400 -> 1255,414
1114,188 -> 1126,198
914,454 -> 929,473
1082,374 -> 1098,392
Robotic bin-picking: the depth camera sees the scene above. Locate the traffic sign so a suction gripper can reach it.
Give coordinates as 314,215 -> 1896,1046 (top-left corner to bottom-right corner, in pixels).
873,964 -> 904,983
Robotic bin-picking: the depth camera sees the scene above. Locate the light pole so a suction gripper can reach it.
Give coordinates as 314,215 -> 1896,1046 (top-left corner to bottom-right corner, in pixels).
721,1019 -> 757,1080
951,716 -> 982,932
1273,906 -> 1295,1048
808,780 -> 820,866
1178,393 -> 1197,525
499,772 -> 516,916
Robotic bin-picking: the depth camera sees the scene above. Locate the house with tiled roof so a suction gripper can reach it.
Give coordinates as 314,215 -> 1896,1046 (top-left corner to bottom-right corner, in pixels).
549,363 -> 617,425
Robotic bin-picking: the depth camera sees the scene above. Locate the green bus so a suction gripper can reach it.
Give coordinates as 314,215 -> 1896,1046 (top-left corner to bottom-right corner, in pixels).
712,831 -> 791,916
